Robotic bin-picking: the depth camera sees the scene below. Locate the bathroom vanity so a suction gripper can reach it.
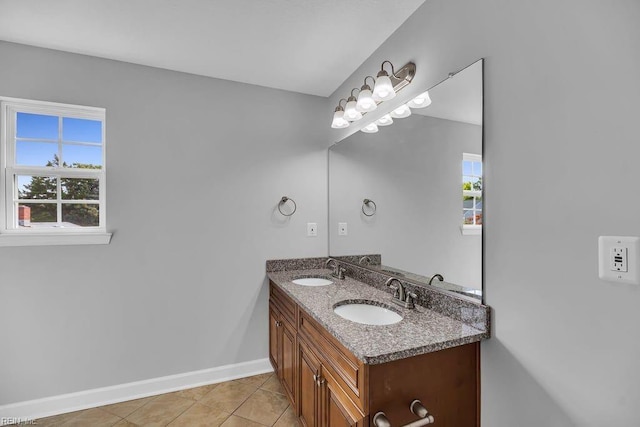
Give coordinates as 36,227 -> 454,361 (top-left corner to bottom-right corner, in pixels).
267,58 -> 488,426
266,259 -> 490,427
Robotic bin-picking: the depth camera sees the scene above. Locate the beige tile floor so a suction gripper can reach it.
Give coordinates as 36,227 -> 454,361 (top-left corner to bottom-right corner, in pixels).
35,373 -> 300,427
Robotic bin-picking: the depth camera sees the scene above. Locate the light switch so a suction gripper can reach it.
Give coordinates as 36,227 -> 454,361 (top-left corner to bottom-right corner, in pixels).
598,236 -> 639,285
307,223 -> 317,237
338,222 -> 348,236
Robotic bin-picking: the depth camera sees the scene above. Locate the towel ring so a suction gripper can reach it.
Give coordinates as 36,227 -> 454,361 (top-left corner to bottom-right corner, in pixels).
362,199 -> 377,216
278,196 -> 297,216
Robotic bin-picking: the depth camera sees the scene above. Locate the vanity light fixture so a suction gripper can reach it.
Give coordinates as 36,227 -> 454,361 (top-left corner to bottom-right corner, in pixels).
361,122 -> 379,133
372,69 -> 395,101
341,67 -> 463,135
330,60 -> 415,129
343,89 -> 363,122
375,114 -> 393,126
390,104 -> 412,119
356,76 -> 377,113
407,90 -> 432,109
331,98 -> 349,129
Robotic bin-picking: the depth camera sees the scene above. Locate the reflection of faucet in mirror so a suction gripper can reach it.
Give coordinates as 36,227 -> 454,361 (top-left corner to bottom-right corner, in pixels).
325,258 -> 346,280
359,256 -> 372,265
428,274 -> 444,286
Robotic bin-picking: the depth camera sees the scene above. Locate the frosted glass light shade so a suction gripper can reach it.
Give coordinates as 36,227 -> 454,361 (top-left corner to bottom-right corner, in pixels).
361,123 -> 379,133
390,104 -> 412,119
375,114 -> 393,126
356,89 -> 377,113
372,74 -> 396,101
407,91 -> 432,109
331,110 -> 349,129
344,99 -> 363,121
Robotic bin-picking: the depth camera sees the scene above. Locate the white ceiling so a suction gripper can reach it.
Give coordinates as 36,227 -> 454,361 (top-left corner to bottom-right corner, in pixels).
413,60 -> 483,125
0,0 -> 426,97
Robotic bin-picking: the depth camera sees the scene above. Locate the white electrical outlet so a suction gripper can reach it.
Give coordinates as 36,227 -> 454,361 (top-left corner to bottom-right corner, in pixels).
307,223 -> 317,237
598,236 -> 639,284
338,222 -> 348,236
610,247 -> 628,272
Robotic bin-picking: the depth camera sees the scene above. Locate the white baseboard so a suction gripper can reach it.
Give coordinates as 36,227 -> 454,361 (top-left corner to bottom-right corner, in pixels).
0,358 -> 273,421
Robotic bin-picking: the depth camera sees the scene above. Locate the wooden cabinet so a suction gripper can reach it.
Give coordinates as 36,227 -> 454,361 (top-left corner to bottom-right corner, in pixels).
322,366 -> 366,427
367,343 -> 479,427
269,293 -> 296,405
280,314 -> 296,403
298,339 -> 321,427
269,304 -> 280,372
297,337 -> 365,427
269,281 -> 479,427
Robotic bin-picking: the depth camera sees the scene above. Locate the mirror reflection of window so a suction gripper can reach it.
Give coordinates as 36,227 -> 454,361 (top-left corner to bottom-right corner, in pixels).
462,153 -> 482,233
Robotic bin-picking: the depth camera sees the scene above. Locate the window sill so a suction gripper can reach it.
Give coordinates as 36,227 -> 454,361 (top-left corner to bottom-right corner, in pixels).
460,225 -> 482,235
0,232 -> 112,247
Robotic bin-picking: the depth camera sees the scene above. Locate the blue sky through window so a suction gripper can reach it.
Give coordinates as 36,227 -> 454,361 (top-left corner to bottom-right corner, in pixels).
63,117 -> 102,143
463,160 -> 481,185
16,112 -> 103,167
17,112 -> 57,139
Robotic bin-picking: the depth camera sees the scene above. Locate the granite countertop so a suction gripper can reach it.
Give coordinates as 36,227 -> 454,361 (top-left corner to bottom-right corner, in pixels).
268,268 -> 489,365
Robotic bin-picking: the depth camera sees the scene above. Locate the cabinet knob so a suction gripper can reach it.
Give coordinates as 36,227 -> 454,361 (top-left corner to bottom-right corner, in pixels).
314,375 -> 325,387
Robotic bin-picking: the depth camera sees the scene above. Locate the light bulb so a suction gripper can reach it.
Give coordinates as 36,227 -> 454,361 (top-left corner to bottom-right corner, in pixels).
375,114 -> 393,126
361,122 -> 378,133
356,88 -> 377,113
343,97 -> 362,121
390,104 -> 412,119
372,72 -> 396,102
407,91 -> 432,109
331,109 -> 349,129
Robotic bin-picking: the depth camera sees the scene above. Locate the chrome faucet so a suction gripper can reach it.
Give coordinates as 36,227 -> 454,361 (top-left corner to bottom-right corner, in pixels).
325,258 -> 346,280
385,277 -> 417,309
428,274 -> 444,286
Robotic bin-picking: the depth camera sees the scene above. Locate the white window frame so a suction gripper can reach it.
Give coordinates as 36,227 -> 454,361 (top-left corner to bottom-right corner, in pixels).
0,97 -> 111,246
461,152 -> 482,236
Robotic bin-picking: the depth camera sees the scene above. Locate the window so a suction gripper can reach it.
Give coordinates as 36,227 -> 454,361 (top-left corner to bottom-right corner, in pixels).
462,153 -> 482,235
0,97 -> 111,246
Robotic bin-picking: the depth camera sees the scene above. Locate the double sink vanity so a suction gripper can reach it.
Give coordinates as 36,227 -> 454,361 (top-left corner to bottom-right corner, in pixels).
266,58 -> 488,426
266,257 -> 490,427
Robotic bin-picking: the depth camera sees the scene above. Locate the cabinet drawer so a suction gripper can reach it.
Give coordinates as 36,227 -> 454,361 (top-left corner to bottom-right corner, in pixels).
270,281 -> 297,325
298,310 -> 367,410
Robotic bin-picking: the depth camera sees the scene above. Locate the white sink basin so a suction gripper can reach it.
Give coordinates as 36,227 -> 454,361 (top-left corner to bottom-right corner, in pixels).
292,277 -> 334,286
333,301 -> 403,325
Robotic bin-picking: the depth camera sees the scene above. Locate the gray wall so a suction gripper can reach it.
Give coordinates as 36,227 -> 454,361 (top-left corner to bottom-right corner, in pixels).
0,41 -> 328,404
329,0 -> 640,426
329,115 -> 482,289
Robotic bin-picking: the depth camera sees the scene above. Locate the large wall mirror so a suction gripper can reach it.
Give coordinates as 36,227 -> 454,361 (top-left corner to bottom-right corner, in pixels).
329,59 -> 484,302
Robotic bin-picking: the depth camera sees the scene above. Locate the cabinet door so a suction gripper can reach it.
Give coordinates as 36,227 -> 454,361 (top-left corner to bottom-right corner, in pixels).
321,368 -> 365,427
269,302 -> 280,373
298,339 -> 321,427
281,318 -> 297,405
